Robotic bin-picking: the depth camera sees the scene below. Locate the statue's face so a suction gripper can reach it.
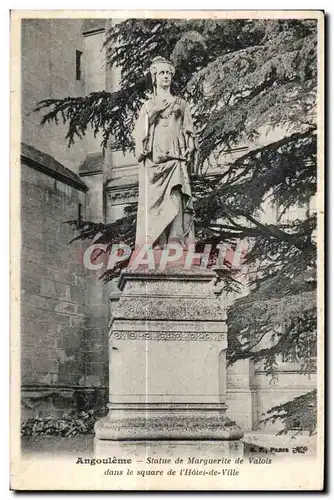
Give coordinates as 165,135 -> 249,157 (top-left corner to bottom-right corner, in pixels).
155,63 -> 173,90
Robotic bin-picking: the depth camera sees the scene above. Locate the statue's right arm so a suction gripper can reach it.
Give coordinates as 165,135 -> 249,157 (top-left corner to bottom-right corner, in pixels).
147,109 -> 159,127
134,104 -> 150,162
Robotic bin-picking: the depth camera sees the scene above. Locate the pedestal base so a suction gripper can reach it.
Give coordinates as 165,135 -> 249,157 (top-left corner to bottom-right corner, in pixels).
95,403 -> 244,441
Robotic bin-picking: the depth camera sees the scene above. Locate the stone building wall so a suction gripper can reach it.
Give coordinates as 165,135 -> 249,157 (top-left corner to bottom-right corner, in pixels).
20,18 -> 109,419
251,368 -> 316,432
21,18 -> 87,173
21,155 -> 109,419
21,147 -> 82,415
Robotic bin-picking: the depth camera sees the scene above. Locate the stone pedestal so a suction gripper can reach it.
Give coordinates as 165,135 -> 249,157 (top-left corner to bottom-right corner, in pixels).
95,268 -> 243,442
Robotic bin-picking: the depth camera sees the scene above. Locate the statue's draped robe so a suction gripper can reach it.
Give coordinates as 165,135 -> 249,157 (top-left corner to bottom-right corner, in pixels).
133,96 -> 195,248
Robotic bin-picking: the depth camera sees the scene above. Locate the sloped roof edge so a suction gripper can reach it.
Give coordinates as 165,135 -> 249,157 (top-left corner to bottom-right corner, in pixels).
21,142 -> 88,192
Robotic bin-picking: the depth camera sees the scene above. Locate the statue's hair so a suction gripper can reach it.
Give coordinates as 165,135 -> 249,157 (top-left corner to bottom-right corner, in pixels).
149,56 -> 175,82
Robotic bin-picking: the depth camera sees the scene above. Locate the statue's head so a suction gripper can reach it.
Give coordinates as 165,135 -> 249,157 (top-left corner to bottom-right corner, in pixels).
149,56 -> 175,91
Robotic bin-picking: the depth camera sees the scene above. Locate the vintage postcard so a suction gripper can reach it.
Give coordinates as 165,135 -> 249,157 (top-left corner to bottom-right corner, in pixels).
10,10 -> 324,490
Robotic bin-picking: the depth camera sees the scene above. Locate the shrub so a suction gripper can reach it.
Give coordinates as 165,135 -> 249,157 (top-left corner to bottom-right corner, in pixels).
21,410 -> 98,437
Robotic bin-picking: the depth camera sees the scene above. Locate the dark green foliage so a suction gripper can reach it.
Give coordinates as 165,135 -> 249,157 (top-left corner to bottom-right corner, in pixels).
21,410 -> 98,437
261,390 -> 317,435
36,18 -> 319,431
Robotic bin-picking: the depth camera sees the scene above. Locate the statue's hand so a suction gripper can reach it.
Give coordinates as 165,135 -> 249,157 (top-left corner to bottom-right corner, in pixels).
150,99 -> 170,117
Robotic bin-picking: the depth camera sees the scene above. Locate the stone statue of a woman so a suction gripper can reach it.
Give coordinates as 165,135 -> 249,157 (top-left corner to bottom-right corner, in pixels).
133,56 -> 196,250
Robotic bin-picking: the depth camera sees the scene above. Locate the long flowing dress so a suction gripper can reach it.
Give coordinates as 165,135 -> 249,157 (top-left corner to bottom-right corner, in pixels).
133,95 -> 195,248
